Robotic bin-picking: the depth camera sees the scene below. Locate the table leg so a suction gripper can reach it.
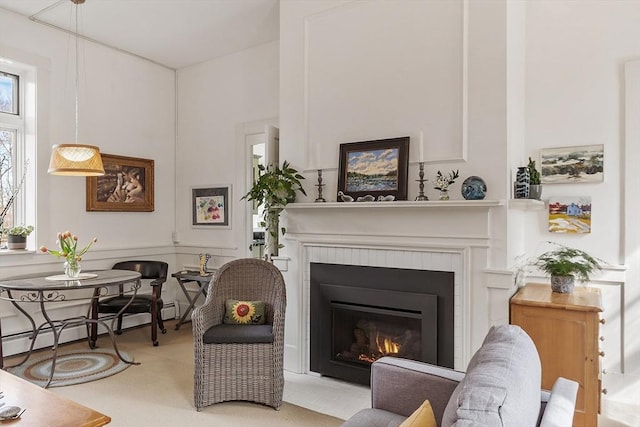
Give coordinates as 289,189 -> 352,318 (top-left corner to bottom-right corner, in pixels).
174,280 -> 207,330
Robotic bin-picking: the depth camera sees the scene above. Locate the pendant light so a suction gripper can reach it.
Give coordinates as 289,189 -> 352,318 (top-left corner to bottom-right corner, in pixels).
48,0 -> 104,176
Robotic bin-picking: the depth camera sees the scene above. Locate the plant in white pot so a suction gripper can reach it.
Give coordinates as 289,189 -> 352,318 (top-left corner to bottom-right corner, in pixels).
3,225 -> 34,250
242,161 -> 306,259
531,243 -> 603,293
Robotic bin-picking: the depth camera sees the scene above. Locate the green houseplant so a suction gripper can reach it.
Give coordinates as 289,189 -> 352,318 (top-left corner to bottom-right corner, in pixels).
527,157 -> 542,200
531,243 -> 602,293
3,225 -> 34,250
242,160 -> 306,258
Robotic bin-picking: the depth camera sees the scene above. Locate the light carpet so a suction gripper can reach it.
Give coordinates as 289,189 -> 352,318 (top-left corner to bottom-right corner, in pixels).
7,349 -> 131,388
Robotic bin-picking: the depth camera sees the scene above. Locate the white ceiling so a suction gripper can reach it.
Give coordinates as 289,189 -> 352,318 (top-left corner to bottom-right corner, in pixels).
0,0 -> 280,69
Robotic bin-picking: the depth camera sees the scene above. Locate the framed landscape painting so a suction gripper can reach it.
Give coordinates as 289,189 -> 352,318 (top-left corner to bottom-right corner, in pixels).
86,154 -> 154,212
192,186 -> 230,228
548,196 -> 592,233
540,144 -> 604,184
337,136 -> 409,201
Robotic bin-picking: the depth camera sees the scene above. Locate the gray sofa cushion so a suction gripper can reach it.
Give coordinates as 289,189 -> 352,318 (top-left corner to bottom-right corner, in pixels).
341,408 -> 407,427
442,324 -> 542,427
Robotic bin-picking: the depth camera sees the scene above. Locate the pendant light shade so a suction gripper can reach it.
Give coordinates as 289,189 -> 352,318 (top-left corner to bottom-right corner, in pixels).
48,0 -> 105,176
48,143 -> 105,176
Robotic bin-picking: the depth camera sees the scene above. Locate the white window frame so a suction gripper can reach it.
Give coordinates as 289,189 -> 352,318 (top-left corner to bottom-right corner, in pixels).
0,56 -> 36,251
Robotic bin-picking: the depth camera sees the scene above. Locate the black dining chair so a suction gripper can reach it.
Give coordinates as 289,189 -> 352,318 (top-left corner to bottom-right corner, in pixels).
90,260 -> 169,347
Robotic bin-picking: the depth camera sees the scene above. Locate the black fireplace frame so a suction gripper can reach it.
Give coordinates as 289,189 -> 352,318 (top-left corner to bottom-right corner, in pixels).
310,263 -> 455,385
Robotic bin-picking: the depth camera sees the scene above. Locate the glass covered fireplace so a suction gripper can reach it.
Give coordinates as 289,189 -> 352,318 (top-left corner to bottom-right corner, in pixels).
332,303 -> 422,365
310,263 -> 454,385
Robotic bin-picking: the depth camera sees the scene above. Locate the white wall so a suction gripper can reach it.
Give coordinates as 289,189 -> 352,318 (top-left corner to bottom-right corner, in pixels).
525,1 -> 640,422
0,9 -> 177,343
175,40 -> 279,270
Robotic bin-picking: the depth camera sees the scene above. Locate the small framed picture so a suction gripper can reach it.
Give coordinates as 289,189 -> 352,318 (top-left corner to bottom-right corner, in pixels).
86,154 -> 154,212
337,136 -> 410,201
192,186 -> 231,228
548,196 -> 592,234
540,144 -> 604,184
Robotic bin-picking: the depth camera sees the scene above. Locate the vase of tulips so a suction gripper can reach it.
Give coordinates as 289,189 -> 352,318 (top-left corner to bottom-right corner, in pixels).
40,231 -> 97,278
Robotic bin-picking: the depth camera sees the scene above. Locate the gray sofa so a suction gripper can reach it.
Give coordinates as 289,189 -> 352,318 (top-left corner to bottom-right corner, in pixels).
341,324 -> 579,427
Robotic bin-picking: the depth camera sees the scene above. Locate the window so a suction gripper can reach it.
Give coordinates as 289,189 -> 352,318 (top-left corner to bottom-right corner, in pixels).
0,60 -> 32,250
0,72 -> 19,115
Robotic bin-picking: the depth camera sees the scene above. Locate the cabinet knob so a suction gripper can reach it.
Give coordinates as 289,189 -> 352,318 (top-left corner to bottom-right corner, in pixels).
602,388 -> 608,395
600,318 -> 606,324
599,351 -> 606,357
600,336 -> 605,341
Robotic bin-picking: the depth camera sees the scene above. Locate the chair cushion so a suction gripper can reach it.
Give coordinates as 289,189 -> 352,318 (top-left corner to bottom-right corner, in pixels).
399,400 -> 436,427
223,299 -> 266,324
203,324 -> 273,344
98,295 -> 163,314
441,324 -> 541,427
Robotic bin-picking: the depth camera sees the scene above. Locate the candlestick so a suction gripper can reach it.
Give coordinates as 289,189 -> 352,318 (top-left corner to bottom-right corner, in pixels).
419,131 -> 424,163
415,162 -> 428,201
315,169 -> 326,202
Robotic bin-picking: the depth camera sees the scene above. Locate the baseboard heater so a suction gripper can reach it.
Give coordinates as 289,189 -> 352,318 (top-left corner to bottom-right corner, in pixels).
1,301 -> 179,358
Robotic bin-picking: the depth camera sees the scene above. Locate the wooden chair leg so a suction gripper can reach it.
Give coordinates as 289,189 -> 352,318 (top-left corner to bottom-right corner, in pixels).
150,304 -> 158,346
157,309 -> 167,334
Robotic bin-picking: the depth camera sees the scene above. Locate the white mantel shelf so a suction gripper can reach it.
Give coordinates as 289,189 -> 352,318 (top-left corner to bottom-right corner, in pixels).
285,200 -> 505,210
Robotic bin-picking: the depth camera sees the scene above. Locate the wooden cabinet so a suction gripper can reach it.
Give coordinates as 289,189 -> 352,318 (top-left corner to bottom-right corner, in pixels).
510,283 -> 603,427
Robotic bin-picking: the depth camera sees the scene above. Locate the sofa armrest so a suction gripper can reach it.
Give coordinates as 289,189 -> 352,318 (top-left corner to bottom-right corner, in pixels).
539,377 -> 579,427
371,357 -> 464,424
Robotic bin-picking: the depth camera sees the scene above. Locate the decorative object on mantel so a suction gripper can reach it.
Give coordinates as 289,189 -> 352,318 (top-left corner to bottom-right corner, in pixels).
39,231 -> 98,278
314,169 -> 326,202
356,195 -> 376,202
514,166 -> 530,199
338,136 -> 409,202
2,225 -> 34,250
433,169 -> 459,201
241,160 -> 306,258
199,253 -> 211,275
415,162 -> 428,201
461,176 -> 486,200
337,191 -> 354,202
377,195 -> 395,202
548,196 -> 591,234
515,242 -> 604,294
527,157 -> 542,200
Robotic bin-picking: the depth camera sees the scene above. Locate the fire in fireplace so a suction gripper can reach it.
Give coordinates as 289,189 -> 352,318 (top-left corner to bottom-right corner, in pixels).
310,263 -> 454,385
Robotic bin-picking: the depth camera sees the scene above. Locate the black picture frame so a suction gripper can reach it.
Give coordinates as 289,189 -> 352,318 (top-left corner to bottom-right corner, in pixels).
337,136 -> 410,201
192,186 -> 231,227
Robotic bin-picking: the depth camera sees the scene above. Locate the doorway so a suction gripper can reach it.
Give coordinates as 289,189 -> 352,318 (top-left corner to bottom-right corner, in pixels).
237,118 -> 279,259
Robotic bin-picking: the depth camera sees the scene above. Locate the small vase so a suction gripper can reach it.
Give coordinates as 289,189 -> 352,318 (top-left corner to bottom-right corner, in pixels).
64,259 -> 82,278
515,167 -> 530,199
439,190 -> 450,201
551,275 -> 575,293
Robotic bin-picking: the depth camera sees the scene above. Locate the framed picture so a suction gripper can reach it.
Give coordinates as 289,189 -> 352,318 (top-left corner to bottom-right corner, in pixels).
86,154 -> 154,212
337,136 -> 410,201
548,196 -> 592,234
192,186 -> 230,227
540,144 -> 604,184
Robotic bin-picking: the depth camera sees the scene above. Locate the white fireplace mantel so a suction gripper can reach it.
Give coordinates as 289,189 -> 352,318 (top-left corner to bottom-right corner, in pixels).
285,200 -> 505,210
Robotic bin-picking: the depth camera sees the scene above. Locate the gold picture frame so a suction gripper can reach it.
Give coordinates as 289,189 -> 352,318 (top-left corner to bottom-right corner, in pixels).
86,154 -> 154,212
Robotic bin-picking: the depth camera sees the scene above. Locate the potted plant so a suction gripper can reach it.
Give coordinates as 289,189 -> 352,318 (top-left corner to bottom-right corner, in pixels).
3,225 -> 34,250
242,160 -> 306,258
527,157 -> 542,200
530,243 -> 602,293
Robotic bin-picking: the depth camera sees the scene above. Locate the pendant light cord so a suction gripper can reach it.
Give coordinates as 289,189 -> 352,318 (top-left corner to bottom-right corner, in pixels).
74,1 -> 79,145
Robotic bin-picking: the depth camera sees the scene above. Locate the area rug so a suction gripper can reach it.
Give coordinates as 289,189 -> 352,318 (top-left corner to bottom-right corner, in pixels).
7,349 -> 132,388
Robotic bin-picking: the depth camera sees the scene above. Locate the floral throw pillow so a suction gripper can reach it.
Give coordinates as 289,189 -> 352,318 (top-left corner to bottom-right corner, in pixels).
223,300 -> 266,325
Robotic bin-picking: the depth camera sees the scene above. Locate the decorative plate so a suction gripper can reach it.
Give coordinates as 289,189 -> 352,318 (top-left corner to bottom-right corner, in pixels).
461,176 -> 487,200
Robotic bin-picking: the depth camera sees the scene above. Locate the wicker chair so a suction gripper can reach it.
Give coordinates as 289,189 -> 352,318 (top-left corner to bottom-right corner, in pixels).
192,258 -> 286,410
